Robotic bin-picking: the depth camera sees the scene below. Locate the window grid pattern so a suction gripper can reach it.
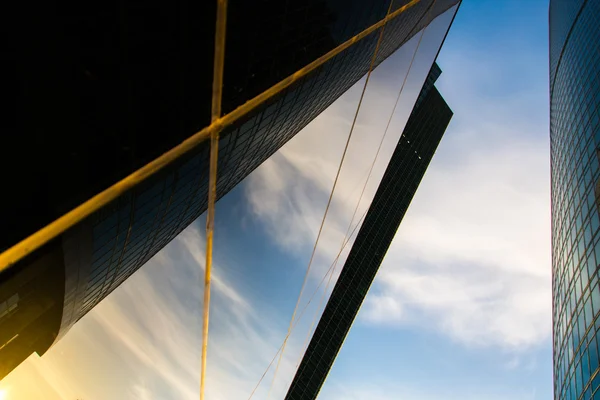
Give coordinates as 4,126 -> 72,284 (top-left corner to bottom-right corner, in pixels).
0,294 -> 19,320
58,0 -> 459,333
550,1 -> 600,399
285,84 -> 453,400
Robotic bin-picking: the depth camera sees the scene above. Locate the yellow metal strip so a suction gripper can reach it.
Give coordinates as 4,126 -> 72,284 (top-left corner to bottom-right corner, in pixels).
201,1 -> 228,400
0,0 -> 421,274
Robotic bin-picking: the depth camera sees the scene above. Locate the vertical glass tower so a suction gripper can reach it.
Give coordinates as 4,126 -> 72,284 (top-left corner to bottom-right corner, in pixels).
0,0 -> 459,380
285,62 -> 453,400
550,1 -> 600,399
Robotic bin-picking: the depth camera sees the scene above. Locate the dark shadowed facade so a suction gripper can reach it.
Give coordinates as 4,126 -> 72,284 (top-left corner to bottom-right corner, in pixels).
284,62 -> 453,400
550,1 -> 600,399
0,0 -> 459,380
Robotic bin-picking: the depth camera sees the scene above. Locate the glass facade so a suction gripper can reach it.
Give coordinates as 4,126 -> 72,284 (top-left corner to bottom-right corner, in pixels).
550,1 -> 600,399
285,63 -> 454,400
0,0 -> 460,378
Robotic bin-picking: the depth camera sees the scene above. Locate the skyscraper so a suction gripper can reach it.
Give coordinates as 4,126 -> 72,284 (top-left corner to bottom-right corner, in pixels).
285,62 -> 453,400
0,0 -> 459,380
550,1 -> 600,399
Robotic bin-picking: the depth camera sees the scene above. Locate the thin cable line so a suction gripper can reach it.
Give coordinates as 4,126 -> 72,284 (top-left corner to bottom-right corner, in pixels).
246,206 -> 369,400
200,1 -> 227,399
295,7 -> 434,371
266,0 -> 397,396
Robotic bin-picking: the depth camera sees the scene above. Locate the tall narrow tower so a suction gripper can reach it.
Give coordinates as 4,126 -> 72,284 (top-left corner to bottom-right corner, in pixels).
549,1 -> 600,399
285,62 -> 454,400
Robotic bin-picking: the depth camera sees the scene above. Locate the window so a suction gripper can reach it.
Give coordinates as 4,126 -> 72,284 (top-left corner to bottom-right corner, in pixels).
0,294 -> 19,319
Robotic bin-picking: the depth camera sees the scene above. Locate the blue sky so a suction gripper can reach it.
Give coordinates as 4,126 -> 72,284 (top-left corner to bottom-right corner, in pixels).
0,1 -> 553,399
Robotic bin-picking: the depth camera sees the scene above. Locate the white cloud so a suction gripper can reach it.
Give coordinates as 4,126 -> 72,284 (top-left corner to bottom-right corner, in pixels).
130,382 -> 153,400
360,133 -> 552,347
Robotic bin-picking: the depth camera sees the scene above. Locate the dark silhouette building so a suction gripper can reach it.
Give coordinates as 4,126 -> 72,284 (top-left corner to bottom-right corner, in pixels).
0,0 -> 459,380
285,62 -> 453,400
550,1 -> 600,399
